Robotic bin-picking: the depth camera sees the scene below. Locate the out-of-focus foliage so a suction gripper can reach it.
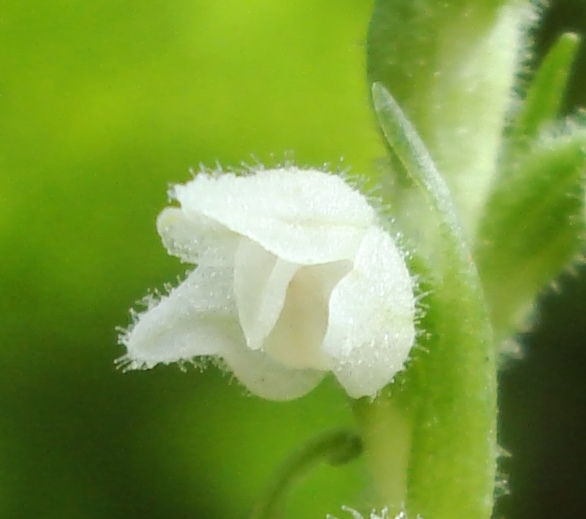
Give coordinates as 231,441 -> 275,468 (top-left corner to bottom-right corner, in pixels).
1,1 -> 586,519
0,2 -> 377,517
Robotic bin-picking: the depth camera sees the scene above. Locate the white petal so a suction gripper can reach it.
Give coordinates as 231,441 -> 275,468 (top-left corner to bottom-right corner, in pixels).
221,344 -> 325,401
157,207 -> 239,266
234,238 -> 299,350
172,168 -> 376,264
121,266 -> 242,368
122,263 -> 323,400
262,261 -> 351,370
321,227 -> 416,398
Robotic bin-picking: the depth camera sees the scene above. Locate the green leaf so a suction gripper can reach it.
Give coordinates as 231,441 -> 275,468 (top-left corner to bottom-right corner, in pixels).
476,129 -> 586,338
514,32 -> 581,141
367,0 -> 529,234
369,83 -> 497,519
371,84 -> 464,242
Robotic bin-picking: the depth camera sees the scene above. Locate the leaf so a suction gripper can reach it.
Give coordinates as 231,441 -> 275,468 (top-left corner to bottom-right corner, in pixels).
476,128 -> 586,337
367,0 -> 529,233
370,83 -> 497,519
514,32 -> 581,141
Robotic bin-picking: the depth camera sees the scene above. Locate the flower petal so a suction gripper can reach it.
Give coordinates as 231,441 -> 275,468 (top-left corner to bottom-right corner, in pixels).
121,266 -> 242,368
221,344 -> 325,401
234,237 -> 300,350
321,227 -> 416,398
122,263 -> 323,400
157,207 -> 239,266
172,168 -> 377,264
262,261 -> 351,370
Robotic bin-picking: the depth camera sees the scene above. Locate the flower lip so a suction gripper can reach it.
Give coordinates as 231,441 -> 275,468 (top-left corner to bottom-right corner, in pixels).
257,258 -> 354,370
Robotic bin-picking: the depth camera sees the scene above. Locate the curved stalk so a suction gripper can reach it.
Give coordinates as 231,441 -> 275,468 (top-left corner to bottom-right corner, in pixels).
250,429 -> 363,519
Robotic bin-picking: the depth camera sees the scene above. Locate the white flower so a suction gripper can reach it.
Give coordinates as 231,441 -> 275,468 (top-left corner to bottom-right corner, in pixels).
119,167 -> 416,400
328,506 -> 420,519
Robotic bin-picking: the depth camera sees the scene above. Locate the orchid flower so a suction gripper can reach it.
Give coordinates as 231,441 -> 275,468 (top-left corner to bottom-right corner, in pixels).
328,505 -> 421,519
120,167 -> 416,400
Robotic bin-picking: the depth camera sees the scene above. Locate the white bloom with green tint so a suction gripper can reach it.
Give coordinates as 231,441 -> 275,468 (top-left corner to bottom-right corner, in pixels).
120,167 -> 416,400
328,505 -> 419,519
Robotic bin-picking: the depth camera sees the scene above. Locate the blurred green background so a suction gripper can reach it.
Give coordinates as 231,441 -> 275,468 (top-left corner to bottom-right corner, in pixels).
1,1 -> 585,518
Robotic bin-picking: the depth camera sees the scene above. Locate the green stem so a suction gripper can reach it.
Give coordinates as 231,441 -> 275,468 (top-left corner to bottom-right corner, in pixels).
371,83 -> 497,519
250,429 -> 362,519
352,397 -> 411,515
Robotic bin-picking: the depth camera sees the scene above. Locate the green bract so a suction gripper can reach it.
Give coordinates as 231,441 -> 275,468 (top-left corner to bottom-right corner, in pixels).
368,0 -> 530,236
365,2 -> 585,519
370,83 -> 496,519
477,129 -> 586,337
